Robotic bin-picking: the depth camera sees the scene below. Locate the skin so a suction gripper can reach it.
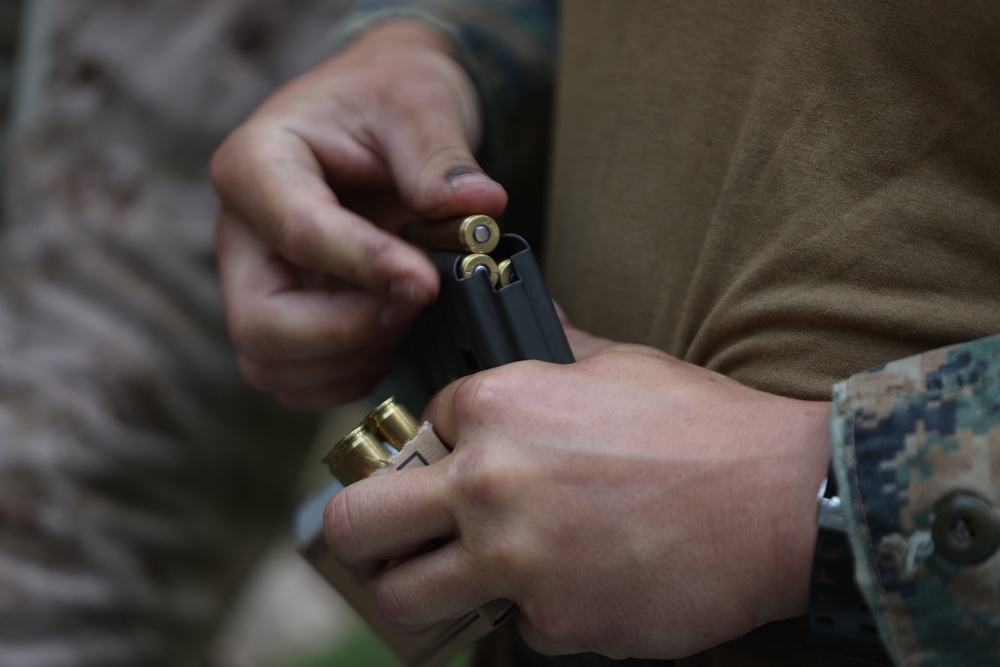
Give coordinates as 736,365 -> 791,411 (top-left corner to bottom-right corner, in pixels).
211,20 -> 832,660
211,21 -> 506,409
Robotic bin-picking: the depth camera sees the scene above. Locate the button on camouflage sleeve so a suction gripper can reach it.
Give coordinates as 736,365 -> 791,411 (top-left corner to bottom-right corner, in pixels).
832,335 -> 1000,666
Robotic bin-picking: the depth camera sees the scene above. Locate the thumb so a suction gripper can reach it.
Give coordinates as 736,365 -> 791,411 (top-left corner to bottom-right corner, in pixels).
387,120 -> 508,221
375,65 -> 508,220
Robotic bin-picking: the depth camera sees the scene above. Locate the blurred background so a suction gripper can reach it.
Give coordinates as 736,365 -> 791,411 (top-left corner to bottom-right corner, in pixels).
0,1 -> 471,665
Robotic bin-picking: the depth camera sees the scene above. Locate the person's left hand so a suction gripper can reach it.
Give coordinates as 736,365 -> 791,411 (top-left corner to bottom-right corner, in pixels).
324,323 -> 831,660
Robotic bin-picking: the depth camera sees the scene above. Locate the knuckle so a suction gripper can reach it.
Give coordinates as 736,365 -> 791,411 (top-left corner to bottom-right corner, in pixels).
452,370 -> 514,426
472,529 -> 527,584
452,361 -> 545,425
421,143 -> 473,173
227,306 -> 275,361
209,136 -> 236,192
210,125 -> 260,199
373,579 -> 414,629
469,515 -> 546,593
446,365 -> 548,507
276,198 -> 398,289
390,77 -> 449,116
323,490 -> 364,560
356,234 -> 398,286
324,308 -> 396,355
210,122 -> 271,195
274,198 -> 324,267
448,445 -> 516,511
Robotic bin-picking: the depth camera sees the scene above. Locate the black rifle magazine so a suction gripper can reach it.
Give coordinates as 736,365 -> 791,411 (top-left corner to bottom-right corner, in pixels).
400,234 -> 574,400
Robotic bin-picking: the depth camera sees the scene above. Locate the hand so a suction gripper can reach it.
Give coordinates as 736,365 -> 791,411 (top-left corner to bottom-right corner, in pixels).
324,323 -> 831,659
210,21 -> 508,409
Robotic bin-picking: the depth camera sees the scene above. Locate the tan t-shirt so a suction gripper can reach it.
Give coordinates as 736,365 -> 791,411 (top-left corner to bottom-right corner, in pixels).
539,2 -> 1000,664
545,0 -> 1000,402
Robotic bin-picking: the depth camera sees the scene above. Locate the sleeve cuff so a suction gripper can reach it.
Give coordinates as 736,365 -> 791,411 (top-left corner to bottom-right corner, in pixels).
831,334 -> 1000,665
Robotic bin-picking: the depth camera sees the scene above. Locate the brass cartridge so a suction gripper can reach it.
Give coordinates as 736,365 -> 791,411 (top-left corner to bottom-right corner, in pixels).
458,254 -> 500,287
497,258 -> 516,287
366,396 -> 421,449
407,215 -> 500,254
322,423 -> 391,486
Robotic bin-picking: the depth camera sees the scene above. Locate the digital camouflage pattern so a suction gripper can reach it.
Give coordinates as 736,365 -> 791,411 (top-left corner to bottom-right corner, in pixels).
833,335 -> 1000,667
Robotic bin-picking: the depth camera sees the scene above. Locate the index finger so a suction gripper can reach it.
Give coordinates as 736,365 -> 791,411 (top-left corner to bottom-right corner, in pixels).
323,463 -> 455,569
211,125 -> 439,305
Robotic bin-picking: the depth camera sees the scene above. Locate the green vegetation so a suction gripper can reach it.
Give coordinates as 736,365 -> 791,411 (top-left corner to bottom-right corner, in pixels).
289,628 -> 472,667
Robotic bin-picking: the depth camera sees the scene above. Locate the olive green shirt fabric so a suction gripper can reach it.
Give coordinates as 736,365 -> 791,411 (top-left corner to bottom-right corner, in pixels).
545,1 -> 1000,402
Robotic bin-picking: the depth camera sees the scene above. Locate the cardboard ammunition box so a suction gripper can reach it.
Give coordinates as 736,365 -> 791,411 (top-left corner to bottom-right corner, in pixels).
295,425 -> 516,667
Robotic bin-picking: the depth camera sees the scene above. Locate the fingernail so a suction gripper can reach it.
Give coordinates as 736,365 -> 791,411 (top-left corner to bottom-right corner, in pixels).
445,166 -> 496,190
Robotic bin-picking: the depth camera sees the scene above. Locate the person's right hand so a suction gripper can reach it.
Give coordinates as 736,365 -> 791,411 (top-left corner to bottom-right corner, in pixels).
210,20 -> 508,409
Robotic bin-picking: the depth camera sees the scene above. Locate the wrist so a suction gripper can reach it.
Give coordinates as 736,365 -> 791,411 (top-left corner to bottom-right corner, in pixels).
755,399 -> 832,623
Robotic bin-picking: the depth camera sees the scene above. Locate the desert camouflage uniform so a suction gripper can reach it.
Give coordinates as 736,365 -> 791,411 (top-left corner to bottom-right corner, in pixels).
0,2 -> 353,666
337,2 -> 1000,667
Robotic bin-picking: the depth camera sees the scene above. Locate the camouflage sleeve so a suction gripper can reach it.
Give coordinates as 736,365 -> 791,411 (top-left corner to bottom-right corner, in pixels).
831,335 -> 1000,666
328,0 -> 557,188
